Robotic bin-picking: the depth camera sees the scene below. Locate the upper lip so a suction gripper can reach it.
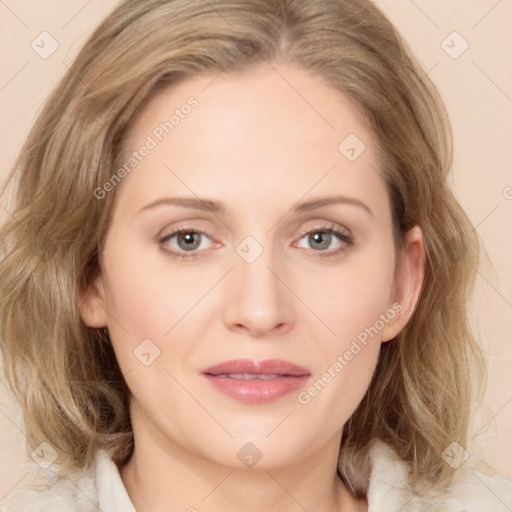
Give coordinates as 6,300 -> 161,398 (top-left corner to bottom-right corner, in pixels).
203,359 -> 310,376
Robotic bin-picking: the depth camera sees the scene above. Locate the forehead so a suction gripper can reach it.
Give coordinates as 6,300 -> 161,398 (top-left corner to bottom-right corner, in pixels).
115,63 -> 388,220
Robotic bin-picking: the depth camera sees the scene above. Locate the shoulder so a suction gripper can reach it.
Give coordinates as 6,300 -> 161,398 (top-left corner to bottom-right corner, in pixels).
0,450 -> 132,512
367,441 -> 512,512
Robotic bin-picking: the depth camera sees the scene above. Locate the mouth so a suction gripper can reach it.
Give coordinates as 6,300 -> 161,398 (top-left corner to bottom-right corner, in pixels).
202,359 -> 311,403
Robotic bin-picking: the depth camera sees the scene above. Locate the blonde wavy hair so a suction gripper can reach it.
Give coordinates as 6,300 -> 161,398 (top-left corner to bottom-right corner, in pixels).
0,0 -> 485,497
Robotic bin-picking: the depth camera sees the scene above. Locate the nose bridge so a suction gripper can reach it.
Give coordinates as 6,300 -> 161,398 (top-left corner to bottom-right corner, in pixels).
223,238 -> 295,336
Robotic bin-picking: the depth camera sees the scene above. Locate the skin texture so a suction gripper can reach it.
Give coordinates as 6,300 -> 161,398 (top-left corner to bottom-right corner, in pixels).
80,62 -> 425,512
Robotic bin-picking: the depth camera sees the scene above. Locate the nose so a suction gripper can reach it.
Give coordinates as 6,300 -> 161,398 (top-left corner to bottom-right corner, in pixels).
223,248 -> 296,338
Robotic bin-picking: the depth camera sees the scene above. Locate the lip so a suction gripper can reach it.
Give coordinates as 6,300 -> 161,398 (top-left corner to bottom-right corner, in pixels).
202,359 -> 311,404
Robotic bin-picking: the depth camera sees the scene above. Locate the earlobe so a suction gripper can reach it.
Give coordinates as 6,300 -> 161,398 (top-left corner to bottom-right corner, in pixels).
78,273 -> 109,328
381,225 -> 425,342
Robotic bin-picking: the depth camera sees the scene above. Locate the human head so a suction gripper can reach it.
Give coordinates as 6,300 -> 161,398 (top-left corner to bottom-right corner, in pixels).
0,0 -> 484,496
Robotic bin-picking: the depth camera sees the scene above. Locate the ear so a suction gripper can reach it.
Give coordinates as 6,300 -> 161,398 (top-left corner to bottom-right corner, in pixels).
381,225 -> 425,342
78,272 -> 109,328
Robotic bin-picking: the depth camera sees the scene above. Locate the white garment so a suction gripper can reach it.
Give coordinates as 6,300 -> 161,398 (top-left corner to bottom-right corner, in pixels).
1,442 -> 511,511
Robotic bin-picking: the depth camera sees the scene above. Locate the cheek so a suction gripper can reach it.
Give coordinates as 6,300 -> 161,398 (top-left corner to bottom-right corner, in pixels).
295,250 -> 395,419
101,233 -> 211,337
99,235 -> 223,392
311,251 -> 396,344
297,285 -> 387,434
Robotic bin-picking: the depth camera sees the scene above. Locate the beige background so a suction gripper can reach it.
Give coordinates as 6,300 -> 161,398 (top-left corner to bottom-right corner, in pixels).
1,0 -> 511,500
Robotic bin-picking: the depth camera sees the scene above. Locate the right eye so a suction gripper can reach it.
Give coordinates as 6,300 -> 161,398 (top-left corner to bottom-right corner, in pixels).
159,229 -> 216,259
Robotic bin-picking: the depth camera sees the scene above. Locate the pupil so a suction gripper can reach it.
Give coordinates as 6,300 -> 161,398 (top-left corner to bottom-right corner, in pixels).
310,232 -> 330,250
179,232 -> 200,251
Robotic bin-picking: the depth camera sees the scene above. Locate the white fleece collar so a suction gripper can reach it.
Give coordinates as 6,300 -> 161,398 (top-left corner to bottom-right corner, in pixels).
366,441 -> 512,511
94,449 -> 136,512
1,441 -> 511,511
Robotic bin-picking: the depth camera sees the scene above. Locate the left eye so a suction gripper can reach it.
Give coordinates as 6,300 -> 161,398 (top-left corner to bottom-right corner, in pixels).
162,230 -> 212,253
295,228 -> 351,252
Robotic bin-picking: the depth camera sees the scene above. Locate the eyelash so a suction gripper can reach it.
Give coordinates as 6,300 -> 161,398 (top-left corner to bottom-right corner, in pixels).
158,224 -> 354,260
159,228 -> 212,260
297,226 -> 354,258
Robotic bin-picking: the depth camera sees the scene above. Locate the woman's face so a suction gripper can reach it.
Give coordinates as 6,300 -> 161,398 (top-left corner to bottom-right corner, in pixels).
82,63 -> 423,470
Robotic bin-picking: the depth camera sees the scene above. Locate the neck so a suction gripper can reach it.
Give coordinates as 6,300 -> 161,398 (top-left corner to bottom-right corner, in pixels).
120,406 -> 366,511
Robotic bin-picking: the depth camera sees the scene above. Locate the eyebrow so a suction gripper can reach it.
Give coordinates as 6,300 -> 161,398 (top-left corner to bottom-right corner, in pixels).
137,197 -> 226,215
137,195 -> 373,217
294,196 -> 373,216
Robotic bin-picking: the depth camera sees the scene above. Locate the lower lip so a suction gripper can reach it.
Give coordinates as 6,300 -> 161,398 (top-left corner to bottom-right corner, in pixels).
203,375 -> 310,403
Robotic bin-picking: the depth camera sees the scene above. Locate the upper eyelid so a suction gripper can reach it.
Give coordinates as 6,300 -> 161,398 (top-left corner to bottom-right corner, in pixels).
158,223 -> 210,239
296,222 -> 353,242
159,222 -> 351,239
295,226 -> 354,246
159,228 -> 213,245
